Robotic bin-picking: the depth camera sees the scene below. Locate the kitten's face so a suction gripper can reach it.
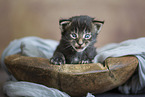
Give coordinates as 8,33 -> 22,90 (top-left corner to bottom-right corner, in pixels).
60,15 -> 104,52
69,28 -> 92,52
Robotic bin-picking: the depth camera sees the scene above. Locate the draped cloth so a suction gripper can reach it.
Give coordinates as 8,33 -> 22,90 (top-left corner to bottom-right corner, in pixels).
1,36 -> 145,97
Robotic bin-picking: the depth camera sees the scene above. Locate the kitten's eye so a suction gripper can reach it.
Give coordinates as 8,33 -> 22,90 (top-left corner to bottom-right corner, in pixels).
70,33 -> 77,39
85,34 -> 91,39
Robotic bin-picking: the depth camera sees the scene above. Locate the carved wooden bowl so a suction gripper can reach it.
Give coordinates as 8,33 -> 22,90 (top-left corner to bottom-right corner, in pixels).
4,54 -> 138,96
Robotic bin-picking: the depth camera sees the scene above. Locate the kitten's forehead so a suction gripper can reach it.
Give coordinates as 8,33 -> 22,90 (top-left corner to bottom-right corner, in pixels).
71,27 -> 90,34
69,16 -> 93,31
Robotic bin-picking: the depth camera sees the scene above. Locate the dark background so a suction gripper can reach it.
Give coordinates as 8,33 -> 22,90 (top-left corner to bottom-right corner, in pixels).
1,0 -> 145,96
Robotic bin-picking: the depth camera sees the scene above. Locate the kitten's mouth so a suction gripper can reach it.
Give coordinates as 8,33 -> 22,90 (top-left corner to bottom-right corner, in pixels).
75,46 -> 84,49
74,46 -> 84,52
74,44 -> 87,52
71,43 -> 89,52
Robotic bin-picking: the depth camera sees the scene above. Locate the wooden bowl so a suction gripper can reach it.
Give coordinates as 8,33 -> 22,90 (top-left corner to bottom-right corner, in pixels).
4,54 -> 138,96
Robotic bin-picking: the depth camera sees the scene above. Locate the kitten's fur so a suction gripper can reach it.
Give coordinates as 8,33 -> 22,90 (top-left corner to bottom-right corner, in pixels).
50,15 -> 104,65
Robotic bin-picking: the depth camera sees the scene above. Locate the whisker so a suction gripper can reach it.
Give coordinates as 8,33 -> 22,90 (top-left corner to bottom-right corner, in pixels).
63,45 -> 72,50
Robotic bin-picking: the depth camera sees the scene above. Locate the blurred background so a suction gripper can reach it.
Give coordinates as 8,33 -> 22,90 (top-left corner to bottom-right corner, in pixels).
0,0 -> 145,96
1,0 -> 145,55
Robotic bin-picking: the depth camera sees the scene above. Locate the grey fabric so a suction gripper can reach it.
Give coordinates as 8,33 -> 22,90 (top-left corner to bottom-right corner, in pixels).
1,36 -> 145,96
3,81 -> 70,97
3,81 -> 94,97
94,37 -> 145,94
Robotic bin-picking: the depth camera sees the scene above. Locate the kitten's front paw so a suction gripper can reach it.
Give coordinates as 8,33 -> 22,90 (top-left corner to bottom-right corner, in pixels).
79,60 -> 89,64
50,57 -> 65,65
79,59 -> 93,64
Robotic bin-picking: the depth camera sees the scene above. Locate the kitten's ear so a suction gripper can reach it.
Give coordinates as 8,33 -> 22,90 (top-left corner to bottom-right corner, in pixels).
59,19 -> 70,32
93,20 -> 104,34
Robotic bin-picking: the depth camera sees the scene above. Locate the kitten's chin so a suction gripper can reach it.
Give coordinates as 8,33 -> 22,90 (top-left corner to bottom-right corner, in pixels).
75,48 -> 85,52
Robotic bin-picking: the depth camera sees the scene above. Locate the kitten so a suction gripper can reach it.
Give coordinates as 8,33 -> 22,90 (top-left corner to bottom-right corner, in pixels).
50,15 -> 104,65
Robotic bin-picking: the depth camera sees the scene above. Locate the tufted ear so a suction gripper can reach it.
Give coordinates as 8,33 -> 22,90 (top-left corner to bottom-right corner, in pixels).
59,19 -> 70,32
93,20 -> 104,34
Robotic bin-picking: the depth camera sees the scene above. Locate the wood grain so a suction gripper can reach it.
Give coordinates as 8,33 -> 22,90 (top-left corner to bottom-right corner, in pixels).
4,54 -> 138,96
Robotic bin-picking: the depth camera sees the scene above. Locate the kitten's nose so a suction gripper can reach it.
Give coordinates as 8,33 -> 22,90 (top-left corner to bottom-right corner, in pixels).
78,39 -> 83,46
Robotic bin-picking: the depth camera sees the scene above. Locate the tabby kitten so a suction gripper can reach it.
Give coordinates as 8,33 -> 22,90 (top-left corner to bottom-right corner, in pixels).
50,15 -> 104,65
